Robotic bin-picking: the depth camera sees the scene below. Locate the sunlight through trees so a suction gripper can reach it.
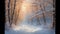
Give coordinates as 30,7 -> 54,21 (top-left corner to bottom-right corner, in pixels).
5,0 -> 55,30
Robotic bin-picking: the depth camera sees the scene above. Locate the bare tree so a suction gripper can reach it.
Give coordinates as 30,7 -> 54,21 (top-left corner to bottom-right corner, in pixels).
5,0 -> 21,27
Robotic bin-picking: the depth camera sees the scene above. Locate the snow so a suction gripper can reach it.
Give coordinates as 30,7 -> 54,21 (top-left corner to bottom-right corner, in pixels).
5,28 -> 55,34
5,22 -> 55,34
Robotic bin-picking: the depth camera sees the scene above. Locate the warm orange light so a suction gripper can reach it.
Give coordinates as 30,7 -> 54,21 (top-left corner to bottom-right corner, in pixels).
19,1 -> 32,21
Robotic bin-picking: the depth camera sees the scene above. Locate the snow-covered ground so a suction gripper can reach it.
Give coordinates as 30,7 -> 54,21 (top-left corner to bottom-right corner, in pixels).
5,15 -> 55,34
5,22 -> 55,34
5,29 -> 55,34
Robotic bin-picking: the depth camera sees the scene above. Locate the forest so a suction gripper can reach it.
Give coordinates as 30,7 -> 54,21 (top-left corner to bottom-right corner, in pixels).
5,0 -> 55,34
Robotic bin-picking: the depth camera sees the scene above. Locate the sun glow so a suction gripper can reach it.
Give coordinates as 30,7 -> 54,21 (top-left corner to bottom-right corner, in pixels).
19,0 -> 33,20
